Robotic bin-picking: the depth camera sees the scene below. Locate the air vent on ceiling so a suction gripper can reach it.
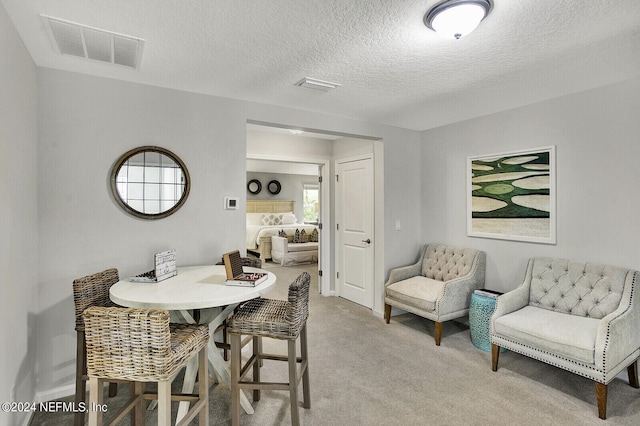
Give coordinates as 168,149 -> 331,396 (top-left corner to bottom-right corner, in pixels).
295,77 -> 341,91
41,15 -> 144,69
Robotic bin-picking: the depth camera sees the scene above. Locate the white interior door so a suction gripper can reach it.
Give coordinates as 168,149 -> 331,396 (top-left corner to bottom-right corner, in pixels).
336,157 -> 374,308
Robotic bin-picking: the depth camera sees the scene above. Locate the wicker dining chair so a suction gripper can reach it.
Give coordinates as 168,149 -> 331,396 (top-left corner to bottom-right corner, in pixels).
83,307 -> 209,426
72,268 -> 126,426
227,272 -> 311,426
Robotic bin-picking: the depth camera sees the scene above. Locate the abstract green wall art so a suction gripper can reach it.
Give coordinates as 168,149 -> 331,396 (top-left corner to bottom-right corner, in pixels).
467,146 -> 556,244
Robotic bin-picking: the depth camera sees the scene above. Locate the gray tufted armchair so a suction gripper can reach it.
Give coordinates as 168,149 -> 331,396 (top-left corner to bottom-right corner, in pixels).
384,244 -> 486,345
490,257 -> 640,419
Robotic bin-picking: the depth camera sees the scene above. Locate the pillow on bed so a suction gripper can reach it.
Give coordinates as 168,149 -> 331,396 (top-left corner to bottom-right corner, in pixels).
281,213 -> 297,224
246,213 -> 264,226
261,213 -> 283,226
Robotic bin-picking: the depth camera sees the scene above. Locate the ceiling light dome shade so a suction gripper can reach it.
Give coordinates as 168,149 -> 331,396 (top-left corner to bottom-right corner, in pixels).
425,0 -> 492,39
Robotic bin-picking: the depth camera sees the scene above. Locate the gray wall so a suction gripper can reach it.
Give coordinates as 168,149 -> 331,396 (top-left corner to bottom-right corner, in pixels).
421,76 -> 640,292
0,4 -> 38,426
35,68 -> 423,398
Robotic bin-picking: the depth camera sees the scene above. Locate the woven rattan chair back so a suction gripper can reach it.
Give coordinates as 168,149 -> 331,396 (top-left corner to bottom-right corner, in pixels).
72,268 -> 120,426
228,272 -> 311,426
72,268 -> 119,332
83,307 -> 209,425
285,271 -> 310,336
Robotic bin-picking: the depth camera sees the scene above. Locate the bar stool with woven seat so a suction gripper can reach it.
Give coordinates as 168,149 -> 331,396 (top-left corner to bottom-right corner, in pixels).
227,272 -> 311,426
83,307 -> 209,426
72,268 -> 125,426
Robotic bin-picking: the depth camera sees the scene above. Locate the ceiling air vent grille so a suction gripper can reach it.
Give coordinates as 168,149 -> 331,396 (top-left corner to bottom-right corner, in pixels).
42,15 -> 144,69
294,77 -> 341,92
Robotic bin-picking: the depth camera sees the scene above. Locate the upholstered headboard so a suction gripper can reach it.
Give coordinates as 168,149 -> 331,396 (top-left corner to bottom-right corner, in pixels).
246,200 -> 295,214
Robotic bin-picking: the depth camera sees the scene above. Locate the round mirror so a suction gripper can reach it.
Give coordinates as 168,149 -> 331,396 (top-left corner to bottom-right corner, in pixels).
110,146 -> 190,219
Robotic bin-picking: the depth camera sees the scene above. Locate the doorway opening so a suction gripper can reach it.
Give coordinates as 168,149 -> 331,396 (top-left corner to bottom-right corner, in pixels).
246,121 -> 384,313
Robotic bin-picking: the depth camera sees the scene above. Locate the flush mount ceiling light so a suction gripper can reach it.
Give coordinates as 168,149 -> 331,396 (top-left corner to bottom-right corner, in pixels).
295,77 -> 341,92
41,15 -> 145,69
424,0 -> 492,40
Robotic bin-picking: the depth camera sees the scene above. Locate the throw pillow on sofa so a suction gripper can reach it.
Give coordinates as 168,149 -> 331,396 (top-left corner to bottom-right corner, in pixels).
293,229 -> 309,243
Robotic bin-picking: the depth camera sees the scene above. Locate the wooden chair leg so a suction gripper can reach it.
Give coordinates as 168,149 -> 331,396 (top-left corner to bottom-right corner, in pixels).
491,344 -> 500,371
288,339 -> 300,426
384,304 -> 391,324
230,333 -> 241,426
157,380 -> 171,426
74,332 -> 87,426
133,382 -> 145,425
223,319 -> 229,361
300,325 -> 311,409
107,382 -> 118,398
88,377 -> 104,426
595,382 -> 608,420
434,322 -> 442,346
252,336 -> 261,401
628,360 -> 639,388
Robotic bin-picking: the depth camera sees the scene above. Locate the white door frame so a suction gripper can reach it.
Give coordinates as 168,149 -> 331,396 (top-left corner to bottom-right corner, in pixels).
246,153 -> 332,296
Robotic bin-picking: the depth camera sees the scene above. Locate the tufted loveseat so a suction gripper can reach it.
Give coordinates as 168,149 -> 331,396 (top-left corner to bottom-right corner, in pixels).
384,244 -> 486,345
490,257 -> 640,419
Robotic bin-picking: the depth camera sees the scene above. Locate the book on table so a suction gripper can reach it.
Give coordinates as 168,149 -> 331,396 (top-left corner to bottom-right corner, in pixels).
222,250 -> 267,287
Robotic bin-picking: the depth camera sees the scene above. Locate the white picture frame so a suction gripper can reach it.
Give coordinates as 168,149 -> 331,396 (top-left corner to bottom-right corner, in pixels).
467,146 -> 556,244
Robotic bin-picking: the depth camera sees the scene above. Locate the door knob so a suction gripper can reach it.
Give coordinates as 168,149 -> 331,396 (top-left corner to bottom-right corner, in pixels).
362,239 -> 371,244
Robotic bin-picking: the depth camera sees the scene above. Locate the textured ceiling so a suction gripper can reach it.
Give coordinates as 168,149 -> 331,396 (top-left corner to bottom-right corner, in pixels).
3,0 -> 640,131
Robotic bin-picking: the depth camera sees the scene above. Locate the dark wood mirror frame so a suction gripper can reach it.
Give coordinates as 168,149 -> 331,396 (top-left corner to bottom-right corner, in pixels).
110,146 -> 190,220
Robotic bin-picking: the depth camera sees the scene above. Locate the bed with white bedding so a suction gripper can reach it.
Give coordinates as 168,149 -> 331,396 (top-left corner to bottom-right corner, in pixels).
246,200 -> 318,260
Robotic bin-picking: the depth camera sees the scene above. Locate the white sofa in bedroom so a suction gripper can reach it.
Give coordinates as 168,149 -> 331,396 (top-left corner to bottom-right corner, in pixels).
246,200 -> 318,261
271,235 -> 318,266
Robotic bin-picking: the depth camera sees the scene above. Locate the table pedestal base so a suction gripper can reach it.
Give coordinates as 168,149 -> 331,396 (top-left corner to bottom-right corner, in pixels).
175,305 -> 254,422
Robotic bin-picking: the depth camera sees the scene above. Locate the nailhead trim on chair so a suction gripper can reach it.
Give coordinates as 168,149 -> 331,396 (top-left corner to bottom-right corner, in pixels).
602,271 -> 637,373
491,272 -> 638,384
435,251 -> 482,314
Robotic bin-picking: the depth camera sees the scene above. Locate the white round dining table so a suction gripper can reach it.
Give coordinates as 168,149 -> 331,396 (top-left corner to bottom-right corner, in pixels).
109,264 -> 276,419
109,264 -> 276,310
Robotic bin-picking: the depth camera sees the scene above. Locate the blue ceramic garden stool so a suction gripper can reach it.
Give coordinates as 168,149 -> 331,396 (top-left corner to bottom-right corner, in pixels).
469,290 -> 504,352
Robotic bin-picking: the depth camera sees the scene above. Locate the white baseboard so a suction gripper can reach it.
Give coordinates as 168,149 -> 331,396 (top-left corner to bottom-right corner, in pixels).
17,384 -> 74,426
35,383 -> 75,404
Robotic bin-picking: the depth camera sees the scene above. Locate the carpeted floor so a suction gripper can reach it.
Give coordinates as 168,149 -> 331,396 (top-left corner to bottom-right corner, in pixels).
30,261 -> 640,425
